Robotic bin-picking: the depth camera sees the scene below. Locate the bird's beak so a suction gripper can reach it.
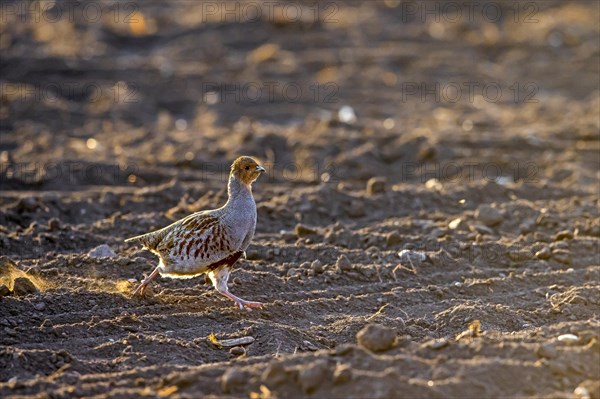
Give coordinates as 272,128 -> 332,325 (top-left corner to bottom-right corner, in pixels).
256,165 -> 266,173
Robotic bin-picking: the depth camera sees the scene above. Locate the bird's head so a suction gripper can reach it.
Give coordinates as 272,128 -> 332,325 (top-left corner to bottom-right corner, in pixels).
230,156 -> 266,186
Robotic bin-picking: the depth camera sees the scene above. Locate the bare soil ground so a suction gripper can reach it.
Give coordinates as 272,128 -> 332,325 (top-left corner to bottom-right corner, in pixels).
1,1 -> 599,398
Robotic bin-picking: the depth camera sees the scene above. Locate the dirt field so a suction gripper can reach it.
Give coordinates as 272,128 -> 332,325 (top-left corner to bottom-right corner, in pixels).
1,1 -> 599,398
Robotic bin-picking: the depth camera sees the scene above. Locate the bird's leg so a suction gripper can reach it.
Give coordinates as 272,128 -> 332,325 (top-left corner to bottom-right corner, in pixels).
208,267 -> 263,310
132,266 -> 160,296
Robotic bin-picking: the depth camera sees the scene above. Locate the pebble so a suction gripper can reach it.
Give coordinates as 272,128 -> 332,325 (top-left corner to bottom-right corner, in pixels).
448,218 -> 464,230
366,177 -> 386,195
311,260 -> 323,274
574,380 -> 600,399
298,359 -> 328,393
261,362 -> 288,387
287,268 -> 300,277
536,343 -> 558,359
356,323 -> 397,352
220,368 -> 246,393
33,302 -> 46,311
386,231 -> 402,247
87,244 -> 116,259
229,346 -> 245,356
295,224 -> 317,237
426,338 -> 450,350
47,218 -> 61,231
552,249 -> 572,265
333,364 -> 352,384
0,284 -> 10,297
557,333 -> 579,345
554,230 -> 574,241
336,255 -> 352,272
475,205 -> 503,227
12,277 -> 38,296
535,247 -> 552,260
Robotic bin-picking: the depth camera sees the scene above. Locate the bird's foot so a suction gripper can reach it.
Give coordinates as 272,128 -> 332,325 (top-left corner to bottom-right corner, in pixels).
131,282 -> 149,297
221,291 -> 263,310
234,299 -> 264,310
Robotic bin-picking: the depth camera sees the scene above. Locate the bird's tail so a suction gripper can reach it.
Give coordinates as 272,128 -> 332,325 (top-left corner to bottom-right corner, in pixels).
124,231 -> 163,250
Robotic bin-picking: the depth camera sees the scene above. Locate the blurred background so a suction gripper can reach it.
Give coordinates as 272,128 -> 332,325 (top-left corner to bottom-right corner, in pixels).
1,0 -> 598,190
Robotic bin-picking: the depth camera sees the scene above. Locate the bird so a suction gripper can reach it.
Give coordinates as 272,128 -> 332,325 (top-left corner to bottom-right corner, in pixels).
125,156 -> 266,310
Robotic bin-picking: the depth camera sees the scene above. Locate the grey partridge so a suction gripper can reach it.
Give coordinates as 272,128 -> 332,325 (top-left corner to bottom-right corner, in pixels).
125,156 -> 266,309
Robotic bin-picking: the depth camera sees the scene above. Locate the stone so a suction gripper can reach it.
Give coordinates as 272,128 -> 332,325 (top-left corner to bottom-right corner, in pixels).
311,260 -> 323,273
229,346 -> 245,356
552,249 -> 572,265
261,362 -> 288,387
295,224 -> 317,237
47,218 -> 61,231
12,277 -> 38,296
220,368 -> 246,393
554,230 -> 574,241
536,343 -> 558,359
356,323 -> 397,352
535,246 -> 551,260
386,231 -> 402,247
298,360 -> 328,393
87,244 -> 116,259
574,380 -> 600,399
366,177 -> 386,195
475,205 -> 503,227
336,255 -> 352,272
0,284 -> 10,297
333,364 -> 352,384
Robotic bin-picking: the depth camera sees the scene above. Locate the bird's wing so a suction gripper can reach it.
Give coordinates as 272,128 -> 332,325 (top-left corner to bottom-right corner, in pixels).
157,212 -> 236,267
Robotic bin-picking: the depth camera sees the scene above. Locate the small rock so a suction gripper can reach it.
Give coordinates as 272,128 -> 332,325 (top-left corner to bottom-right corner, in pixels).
448,218 -> 465,230
261,362 -> 288,387
356,323 -> 397,352
554,230 -> 574,241
535,246 -> 551,260
311,260 -> 323,273
426,338 -> 450,350
333,364 -> 352,385
557,333 -> 579,345
574,380 -> 600,399
386,231 -> 402,247
229,346 -> 245,356
12,277 -> 38,296
88,244 -> 116,259
220,368 -> 246,393
347,200 -> 366,218
0,284 -> 10,297
536,343 -> 558,359
33,302 -> 46,311
475,205 -> 503,227
366,177 -> 386,195
470,223 -> 495,235
295,224 -> 317,237
287,268 -> 300,277
47,218 -> 61,231
552,249 -> 572,265
336,255 -> 352,272
298,359 -> 329,393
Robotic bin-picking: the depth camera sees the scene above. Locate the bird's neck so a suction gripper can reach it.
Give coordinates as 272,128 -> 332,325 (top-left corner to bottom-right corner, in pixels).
226,175 -> 253,205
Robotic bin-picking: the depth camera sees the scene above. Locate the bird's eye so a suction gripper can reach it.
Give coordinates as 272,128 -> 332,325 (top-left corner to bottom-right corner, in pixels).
245,166 -> 250,170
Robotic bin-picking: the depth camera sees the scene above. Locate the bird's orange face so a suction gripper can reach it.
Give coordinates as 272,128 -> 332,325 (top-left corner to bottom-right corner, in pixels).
231,156 -> 266,185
